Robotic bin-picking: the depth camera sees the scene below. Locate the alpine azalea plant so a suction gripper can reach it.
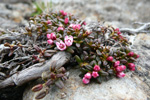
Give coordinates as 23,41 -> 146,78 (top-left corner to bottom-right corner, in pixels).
21,10 -> 140,99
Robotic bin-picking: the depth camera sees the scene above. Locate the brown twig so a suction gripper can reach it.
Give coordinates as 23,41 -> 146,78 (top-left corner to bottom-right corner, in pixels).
0,51 -> 71,89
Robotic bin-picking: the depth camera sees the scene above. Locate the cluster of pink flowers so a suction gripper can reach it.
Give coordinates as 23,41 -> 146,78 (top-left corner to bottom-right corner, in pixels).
82,65 -> 100,84
47,33 -> 73,51
47,33 -> 56,45
114,61 -> 126,78
115,28 -> 121,35
127,51 -> 140,59
56,36 -> 73,51
60,10 -> 67,16
69,24 -> 81,31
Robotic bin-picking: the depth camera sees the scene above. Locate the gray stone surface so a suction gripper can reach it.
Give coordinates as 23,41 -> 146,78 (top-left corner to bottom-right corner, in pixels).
22,34 -> 150,100
0,0 -> 31,3
23,69 -> 149,100
0,0 -> 150,100
0,3 -> 32,29
22,0 -> 150,100
38,0 -> 150,28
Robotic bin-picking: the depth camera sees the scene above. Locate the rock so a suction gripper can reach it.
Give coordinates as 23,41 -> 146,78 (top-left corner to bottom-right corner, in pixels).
0,3 -> 32,29
0,0 -> 31,3
0,0 -> 150,100
22,0 -> 150,100
23,33 -> 150,100
23,69 -> 148,100
37,0 -> 150,28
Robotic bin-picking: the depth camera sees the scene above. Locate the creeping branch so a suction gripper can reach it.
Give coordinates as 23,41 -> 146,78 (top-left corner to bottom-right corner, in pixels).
0,51 -> 71,89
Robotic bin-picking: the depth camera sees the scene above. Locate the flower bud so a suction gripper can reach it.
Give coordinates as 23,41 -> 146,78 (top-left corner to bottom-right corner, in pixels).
117,32 -> 121,35
50,72 -> 56,79
60,10 -> 67,16
135,55 -> 140,59
82,77 -> 90,84
93,65 -> 101,71
47,20 -> 51,24
83,21 -> 86,25
116,65 -> 126,72
47,39 -> 54,45
47,34 -> 51,39
106,56 -> 113,62
117,72 -> 126,78
57,27 -> 64,32
114,61 -> 120,67
64,18 -> 69,24
84,72 -> 92,79
128,63 -> 135,71
130,67 -> 135,71
70,24 -> 81,31
115,28 -> 119,32
92,71 -> 99,78
127,52 -> 134,57
47,33 -> 56,40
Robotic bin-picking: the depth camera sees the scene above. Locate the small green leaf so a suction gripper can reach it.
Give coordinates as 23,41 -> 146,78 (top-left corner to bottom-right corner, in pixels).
66,47 -> 74,54
90,60 -> 97,66
100,70 -> 109,76
84,65 -> 93,70
75,55 -> 82,64
76,43 -> 80,48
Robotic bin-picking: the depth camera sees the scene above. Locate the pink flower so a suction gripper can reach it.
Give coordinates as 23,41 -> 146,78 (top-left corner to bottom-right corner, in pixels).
115,28 -> 119,32
56,41 -> 66,51
130,67 -> 135,71
47,33 -> 56,40
117,32 -> 121,35
57,27 -> 64,32
84,73 -> 92,79
60,10 -> 64,14
114,61 -> 120,67
60,10 -> 67,16
93,65 -> 100,71
117,72 -> 126,78
64,35 -> 73,46
127,52 -> 134,57
106,56 -> 113,62
47,20 -> 51,24
64,18 -> 69,24
116,65 -> 126,72
128,63 -> 135,71
82,77 -> 90,84
83,21 -> 86,25
135,55 -> 140,59
92,71 -> 99,78
70,24 -> 81,31
119,35 -> 124,39
47,39 -> 54,45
